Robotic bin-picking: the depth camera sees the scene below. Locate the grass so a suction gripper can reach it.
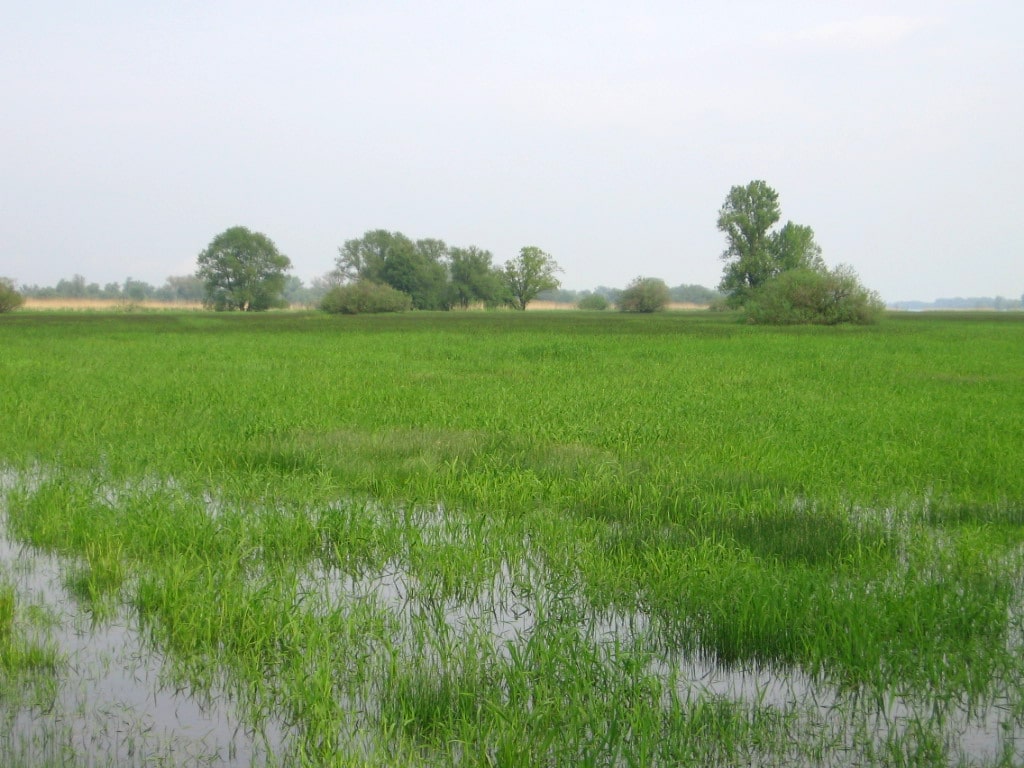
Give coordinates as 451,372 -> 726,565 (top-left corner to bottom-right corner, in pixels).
0,309 -> 1022,765
0,583 -> 60,675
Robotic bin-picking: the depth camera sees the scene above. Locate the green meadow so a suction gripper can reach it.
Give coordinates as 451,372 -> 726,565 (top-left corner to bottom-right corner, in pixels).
1,310 -> 1022,766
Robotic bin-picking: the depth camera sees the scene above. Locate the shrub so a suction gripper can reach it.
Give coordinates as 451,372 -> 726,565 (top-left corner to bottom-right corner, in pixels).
0,279 -> 25,313
577,293 -> 609,311
744,266 -> 885,325
320,281 -> 413,315
617,277 -> 670,313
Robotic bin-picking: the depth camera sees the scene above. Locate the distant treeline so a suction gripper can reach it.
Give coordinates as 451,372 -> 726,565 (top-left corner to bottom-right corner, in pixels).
14,274 -> 722,307
537,284 -> 722,305
890,296 -> 1024,311
15,274 -> 335,306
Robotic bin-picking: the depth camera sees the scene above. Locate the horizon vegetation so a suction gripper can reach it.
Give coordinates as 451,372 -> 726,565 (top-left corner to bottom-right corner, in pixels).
4,179 -> 1021,314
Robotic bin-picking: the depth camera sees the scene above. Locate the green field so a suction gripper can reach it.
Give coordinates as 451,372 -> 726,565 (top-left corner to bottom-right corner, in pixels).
1,310 -> 1023,766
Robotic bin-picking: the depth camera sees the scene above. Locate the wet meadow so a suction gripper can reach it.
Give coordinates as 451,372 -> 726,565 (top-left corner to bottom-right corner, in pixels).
1,309 -> 1022,766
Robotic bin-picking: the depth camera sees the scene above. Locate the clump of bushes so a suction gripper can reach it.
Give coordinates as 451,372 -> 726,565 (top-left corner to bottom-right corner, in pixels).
320,281 -> 413,315
0,279 -> 25,313
577,293 -> 609,311
617,277 -> 670,313
744,265 -> 885,325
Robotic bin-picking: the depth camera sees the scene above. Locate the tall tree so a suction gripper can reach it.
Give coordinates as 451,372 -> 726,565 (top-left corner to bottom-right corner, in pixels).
196,226 -> 292,311
447,246 -> 505,308
717,181 -> 781,306
502,246 -> 562,311
717,181 -> 823,306
381,238 -> 448,310
333,229 -> 397,284
770,221 -> 825,273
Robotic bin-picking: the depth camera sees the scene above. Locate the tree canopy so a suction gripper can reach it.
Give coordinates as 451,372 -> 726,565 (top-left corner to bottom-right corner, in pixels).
447,246 -> 507,309
617,277 -> 670,313
333,231 -> 519,310
0,278 -> 24,313
333,231 -> 453,310
196,227 -> 292,311
502,247 -> 562,311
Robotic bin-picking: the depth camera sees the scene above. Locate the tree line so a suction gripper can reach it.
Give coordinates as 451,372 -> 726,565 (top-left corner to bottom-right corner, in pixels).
188,180 -> 886,322
2,181 -> 912,323
6,270 -> 722,312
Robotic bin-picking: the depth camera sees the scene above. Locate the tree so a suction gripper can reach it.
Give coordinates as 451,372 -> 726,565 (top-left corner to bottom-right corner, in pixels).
333,229 -> 395,284
380,239 -> 447,310
502,246 -> 562,310
55,274 -> 88,299
0,278 -> 25,313
669,284 -> 722,305
158,275 -> 206,303
122,277 -> 155,302
770,221 -> 825,274
447,246 -> 506,308
333,231 -> 447,309
717,181 -> 780,305
196,227 -> 292,311
717,181 -> 824,306
618,276 -> 671,313
577,292 -> 609,311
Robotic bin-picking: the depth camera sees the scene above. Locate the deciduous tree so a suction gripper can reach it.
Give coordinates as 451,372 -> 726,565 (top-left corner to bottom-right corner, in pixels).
0,278 -> 24,313
617,277 -> 670,313
447,246 -> 505,308
502,247 -> 562,311
196,226 -> 292,311
717,181 -> 823,306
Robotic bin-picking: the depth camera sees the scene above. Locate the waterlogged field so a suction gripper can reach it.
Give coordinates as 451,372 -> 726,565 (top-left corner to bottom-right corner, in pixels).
1,310 -> 1022,766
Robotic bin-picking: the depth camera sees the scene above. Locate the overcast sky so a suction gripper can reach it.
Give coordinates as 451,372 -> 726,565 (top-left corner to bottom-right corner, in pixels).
2,1 -> 1021,301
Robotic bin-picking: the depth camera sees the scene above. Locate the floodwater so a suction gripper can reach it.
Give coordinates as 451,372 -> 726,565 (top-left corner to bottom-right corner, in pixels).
2,468 -> 1022,766
0,495 -> 288,766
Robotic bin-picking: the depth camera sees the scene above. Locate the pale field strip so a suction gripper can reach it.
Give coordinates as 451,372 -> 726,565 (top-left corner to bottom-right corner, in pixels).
22,298 -> 204,311
22,298 -> 711,311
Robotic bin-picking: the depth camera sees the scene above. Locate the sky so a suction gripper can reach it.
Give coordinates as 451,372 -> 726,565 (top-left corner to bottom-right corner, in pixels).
2,1 -> 1021,302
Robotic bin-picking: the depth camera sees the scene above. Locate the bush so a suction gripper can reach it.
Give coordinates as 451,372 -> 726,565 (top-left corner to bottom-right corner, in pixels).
0,279 -> 25,313
577,293 -> 609,311
320,281 -> 413,315
744,266 -> 885,325
617,277 -> 670,313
